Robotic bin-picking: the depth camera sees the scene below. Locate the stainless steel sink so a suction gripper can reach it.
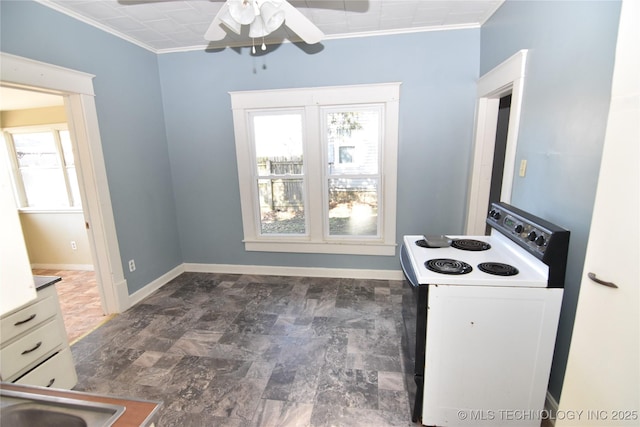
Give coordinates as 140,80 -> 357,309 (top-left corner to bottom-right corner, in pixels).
0,389 -> 125,427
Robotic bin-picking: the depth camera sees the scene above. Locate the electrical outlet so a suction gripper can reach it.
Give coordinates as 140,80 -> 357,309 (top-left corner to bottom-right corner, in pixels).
128,259 -> 136,272
70,241 -> 77,251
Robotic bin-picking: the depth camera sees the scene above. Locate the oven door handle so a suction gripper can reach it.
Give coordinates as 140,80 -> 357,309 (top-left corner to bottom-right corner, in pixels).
587,272 -> 618,289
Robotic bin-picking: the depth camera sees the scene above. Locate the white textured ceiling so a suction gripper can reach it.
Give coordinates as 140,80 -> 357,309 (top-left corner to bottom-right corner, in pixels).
36,0 -> 504,53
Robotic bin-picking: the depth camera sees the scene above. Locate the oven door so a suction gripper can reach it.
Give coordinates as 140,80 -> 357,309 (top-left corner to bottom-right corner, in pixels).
400,243 -> 427,423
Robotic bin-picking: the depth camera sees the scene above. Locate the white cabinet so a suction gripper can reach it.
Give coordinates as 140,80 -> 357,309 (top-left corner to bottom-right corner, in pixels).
0,284 -> 77,389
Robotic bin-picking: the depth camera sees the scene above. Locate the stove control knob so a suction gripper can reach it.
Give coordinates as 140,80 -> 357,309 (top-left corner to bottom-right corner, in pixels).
535,235 -> 546,246
514,224 -> 524,233
490,210 -> 501,220
527,231 -> 537,241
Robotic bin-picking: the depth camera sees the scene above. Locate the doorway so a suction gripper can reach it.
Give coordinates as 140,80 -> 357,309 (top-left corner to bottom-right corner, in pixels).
1,52 -> 129,316
1,87 -> 110,343
465,50 -> 528,235
485,94 -> 512,234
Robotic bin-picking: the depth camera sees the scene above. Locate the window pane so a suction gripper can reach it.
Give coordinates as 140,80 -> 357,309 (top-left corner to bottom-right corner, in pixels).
21,168 -> 67,207
13,132 -> 59,168
258,178 -> 305,235
327,110 -> 379,175
328,178 -> 378,236
67,167 -> 82,207
253,114 -> 303,177
60,130 -> 75,166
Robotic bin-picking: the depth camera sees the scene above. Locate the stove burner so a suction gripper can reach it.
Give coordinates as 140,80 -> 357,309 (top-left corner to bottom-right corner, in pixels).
478,262 -> 519,276
451,239 -> 491,251
425,258 -> 473,275
415,239 -> 430,248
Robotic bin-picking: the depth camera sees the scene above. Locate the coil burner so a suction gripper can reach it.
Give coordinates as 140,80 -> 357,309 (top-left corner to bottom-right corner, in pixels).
477,262 -> 519,276
425,258 -> 473,275
451,239 -> 491,251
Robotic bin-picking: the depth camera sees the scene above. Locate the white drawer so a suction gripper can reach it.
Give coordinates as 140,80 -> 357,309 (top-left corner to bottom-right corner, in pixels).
0,294 -> 57,344
14,348 -> 77,390
0,320 -> 63,379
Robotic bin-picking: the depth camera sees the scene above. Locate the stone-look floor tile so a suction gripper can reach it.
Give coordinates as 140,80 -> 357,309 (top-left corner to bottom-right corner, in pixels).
167,329 -> 223,357
310,405 -> 415,427
262,363 -> 296,400
253,399 -> 314,427
378,371 -> 405,391
70,273 -> 412,426
316,368 -> 379,409
132,350 -> 164,368
378,389 -> 411,414
199,376 -> 269,421
289,365 -> 322,403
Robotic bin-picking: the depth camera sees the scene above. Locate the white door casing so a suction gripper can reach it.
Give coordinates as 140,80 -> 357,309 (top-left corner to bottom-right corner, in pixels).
466,50 -> 527,234
0,52 -> 128,314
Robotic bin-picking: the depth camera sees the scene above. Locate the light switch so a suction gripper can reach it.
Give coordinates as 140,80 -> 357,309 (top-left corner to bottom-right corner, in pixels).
519,159 -> 527,177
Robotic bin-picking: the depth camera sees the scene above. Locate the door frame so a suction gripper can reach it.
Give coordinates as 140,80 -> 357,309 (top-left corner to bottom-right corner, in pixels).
465,49 -> 528,234
1,52 -> 128,313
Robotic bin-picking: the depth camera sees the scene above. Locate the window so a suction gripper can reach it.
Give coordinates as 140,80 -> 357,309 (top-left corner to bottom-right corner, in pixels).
230,83 -> 400,255
3,125 -> 80,209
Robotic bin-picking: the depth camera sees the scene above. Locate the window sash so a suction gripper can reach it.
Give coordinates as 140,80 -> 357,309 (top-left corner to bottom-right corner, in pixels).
3,125 -> 79,209
248,109 -> 308,237
322,105 -> 383,240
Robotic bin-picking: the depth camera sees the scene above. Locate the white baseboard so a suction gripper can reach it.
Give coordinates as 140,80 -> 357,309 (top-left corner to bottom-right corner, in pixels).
127,264 -> 185,309
31,263 -> 94,271
184,263 -> 405,281
122,263 -> 404,313
545,390 -> 559,427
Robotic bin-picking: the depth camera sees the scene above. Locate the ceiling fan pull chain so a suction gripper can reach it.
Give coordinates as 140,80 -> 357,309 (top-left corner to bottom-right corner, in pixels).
252,38 -> 256,54
261,36 -> 267,51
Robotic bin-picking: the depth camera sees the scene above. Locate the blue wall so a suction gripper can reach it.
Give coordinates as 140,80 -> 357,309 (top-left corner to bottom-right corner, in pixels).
480,0 -> 621,400
0,1 -> 182,293
158,30 -> 480,270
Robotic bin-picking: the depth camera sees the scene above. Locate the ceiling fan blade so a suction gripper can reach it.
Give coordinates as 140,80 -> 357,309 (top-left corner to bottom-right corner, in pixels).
280,1 -> 324,44
204,2 -> 230,41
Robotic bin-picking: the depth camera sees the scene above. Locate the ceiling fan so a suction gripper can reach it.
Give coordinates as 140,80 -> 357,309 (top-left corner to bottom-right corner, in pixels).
204,0 -> 324,48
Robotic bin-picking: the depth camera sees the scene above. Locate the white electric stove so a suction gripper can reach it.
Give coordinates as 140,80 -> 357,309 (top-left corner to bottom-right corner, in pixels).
400,202 -> 570,426
402,232 -> 549,288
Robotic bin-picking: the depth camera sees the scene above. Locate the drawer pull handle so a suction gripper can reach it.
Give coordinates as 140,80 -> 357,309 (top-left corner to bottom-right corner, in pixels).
46,378 -> 56,388
588,272 -> 618,288
21,341 -> 42,355
14,314 -> 37,326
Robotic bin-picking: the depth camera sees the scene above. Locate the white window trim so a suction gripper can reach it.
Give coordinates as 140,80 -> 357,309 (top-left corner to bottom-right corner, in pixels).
230,82 -> 401,256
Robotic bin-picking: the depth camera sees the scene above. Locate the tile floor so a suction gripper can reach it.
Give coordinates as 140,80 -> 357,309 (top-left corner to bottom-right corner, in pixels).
70,272 -> 416,426
32,269 -> 108,344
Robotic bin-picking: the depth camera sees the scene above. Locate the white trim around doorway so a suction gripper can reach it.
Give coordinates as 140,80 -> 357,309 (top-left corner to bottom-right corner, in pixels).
465,49 -> 528,234
1,52 -> 128,314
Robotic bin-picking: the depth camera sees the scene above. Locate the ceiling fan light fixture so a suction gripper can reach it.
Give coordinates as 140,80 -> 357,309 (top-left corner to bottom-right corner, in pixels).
259,1 -> 285,33
228,0 -> 257,25
248,16 -> 267,38
205,0 -> 324,46
220,7 -> 242,34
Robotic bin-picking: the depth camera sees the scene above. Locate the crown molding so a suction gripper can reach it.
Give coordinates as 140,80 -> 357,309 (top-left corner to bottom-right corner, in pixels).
34,0 -> 482,55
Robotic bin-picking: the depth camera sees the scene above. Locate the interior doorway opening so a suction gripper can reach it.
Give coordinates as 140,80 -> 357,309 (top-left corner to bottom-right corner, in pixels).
465,50 -> 528,235
0,86 -> 108,342
1,52 -> 128,316
485,94 -> 512,234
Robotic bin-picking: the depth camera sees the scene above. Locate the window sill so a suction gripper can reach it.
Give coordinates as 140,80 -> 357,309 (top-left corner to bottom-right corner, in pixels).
243,240 -> 397,256
18,208 -> 83,214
